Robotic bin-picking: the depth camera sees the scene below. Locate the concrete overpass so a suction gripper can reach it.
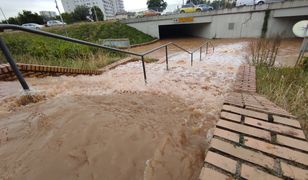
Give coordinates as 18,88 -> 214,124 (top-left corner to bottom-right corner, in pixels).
122,0 -> 308,39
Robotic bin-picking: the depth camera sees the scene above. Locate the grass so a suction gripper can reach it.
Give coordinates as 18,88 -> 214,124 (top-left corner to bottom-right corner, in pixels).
0,21 -> 155,70
256,65 -> 308,136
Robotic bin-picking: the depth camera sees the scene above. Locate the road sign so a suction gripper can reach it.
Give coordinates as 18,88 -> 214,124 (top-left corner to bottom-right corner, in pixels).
177,17 -> 194,23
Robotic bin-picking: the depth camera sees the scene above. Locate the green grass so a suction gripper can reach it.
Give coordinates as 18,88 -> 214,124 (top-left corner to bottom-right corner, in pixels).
256,65 -> 308,136
0,21 -> 155,70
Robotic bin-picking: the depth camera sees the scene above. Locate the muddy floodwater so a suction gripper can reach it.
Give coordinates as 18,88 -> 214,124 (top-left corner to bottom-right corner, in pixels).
0,38 -> 301,180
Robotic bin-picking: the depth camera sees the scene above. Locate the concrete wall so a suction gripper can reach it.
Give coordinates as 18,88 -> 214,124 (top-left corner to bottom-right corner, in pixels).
124,0 -> 308,39
127,16 -> 212,38
267,14 -> 308,38
128,11 -> 265,38
205,12 -> 265,38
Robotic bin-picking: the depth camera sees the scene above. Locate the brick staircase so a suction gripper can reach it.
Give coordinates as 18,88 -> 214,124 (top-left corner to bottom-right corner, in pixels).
0,63 -> 102,81
199,64 -> 308,179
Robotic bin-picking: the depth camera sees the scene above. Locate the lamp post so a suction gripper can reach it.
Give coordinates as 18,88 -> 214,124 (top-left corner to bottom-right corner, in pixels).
0,7 -> 8,24
55,0 -> 68,36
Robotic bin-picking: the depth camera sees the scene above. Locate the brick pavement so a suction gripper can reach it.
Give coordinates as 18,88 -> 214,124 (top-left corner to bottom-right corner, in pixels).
200,64 -> 308,180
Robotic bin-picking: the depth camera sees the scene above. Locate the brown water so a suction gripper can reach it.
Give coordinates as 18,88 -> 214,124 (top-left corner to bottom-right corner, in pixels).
0,39 -> 250,180
276,38 -> 302,67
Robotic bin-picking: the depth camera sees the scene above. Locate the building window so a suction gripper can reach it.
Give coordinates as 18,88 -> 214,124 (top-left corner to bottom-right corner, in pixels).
228,23 -> 235,30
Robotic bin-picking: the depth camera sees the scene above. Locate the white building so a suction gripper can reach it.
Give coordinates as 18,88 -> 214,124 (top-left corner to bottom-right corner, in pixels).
61,0 -> 124,18
39,11 -> 57,18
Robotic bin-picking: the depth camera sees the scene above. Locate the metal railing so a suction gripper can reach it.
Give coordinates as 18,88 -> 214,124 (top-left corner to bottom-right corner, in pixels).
0,24 -> 214,91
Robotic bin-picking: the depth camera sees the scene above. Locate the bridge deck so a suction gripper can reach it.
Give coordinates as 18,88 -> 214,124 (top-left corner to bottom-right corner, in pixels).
200,64 -> 308,179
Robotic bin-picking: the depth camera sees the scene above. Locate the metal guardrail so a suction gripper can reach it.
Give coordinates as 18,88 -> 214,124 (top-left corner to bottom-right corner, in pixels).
0,24 -> 214,91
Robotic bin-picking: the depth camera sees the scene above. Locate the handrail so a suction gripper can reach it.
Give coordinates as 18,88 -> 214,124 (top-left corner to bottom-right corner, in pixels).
142,42 -> 173,56
0,24 -> 214,91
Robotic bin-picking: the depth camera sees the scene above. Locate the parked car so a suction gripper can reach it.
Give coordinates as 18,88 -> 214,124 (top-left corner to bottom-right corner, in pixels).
197,4 -> 214,11
136,11 -> 144,18
21,23 -> 44,29
180,3 -> 201,13
161,11 -> 174,16
46,20 -> 66,27
236,0 -> 284,6
143,10 -> 161,17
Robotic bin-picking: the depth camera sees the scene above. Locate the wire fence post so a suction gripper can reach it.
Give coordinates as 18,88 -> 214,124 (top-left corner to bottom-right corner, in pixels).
141,56 -> 147,84
0,38 -> 30,91
165,46 -> 169,71
191,53 -> 193,66
206,42 -> 209,54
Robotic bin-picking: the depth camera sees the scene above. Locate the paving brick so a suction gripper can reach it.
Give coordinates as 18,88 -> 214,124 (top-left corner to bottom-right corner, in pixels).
199,167 -> 232,180
211,138 -> 275,169
221,111 -> 241,122
205,151 -> 237,174
281,162 -> 308,180
245,117 -> 306,139
223,105 -> 268,120
241,164 -> 281,180
273,115 -> 301,128
276,135 -> 308,152
214,128 -> 240,143
244,136 -> 308,166
217,120 -> 271,141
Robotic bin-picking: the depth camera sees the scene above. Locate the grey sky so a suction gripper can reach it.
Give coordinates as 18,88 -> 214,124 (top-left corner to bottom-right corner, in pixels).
0,0 -> 184,21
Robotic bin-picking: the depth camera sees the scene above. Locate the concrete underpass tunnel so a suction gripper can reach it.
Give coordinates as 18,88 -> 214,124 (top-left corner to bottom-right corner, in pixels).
159,23 -> 210,39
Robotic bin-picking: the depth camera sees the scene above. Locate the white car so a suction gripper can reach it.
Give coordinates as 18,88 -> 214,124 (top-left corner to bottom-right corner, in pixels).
47,20 -> 66,27
21,23 -> 44,29
236,0 -> 285,6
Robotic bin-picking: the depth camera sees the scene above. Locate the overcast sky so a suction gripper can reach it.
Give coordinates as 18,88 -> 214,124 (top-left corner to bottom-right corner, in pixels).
0,0 -> 184,21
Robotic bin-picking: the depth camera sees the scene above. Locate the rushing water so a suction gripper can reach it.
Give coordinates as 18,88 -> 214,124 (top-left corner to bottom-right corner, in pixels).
0,41 -> 247,180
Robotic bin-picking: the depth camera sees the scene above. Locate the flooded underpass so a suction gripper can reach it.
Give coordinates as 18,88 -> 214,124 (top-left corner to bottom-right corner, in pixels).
0,38 -> 301,180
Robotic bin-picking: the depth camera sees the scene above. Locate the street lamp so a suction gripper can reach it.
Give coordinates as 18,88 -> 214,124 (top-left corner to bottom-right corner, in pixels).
0,7 -> 8,24
55,0 -> 68,36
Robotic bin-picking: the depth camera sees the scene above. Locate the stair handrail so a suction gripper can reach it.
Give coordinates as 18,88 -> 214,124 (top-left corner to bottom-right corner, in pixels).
0,24 -> 214,90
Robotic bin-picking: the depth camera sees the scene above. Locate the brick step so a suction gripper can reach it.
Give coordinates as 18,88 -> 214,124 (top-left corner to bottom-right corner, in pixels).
200,64 -> 308,180
0,63 -> 102,81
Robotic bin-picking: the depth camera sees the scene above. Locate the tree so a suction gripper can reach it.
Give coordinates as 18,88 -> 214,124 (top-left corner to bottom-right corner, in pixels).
61,12 -> 74,24
186,0 -> 203,4
147,0 -> 167,12
91,6 -> 104,21
5,17 -> 19,24
1,10 -> 44,25
72,5 -> 90,21
17,10 -> 44,24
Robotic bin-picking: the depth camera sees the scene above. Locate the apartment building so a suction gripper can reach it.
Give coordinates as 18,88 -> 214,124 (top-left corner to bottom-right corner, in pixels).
39,11 -> 57,18
61,0 -> 124,17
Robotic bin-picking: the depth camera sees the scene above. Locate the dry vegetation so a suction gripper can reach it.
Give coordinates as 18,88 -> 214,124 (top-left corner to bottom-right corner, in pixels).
248,36 -> 281,66
251,38 -> 308,137
247,37 -> 281,66
256,66 -> 308,136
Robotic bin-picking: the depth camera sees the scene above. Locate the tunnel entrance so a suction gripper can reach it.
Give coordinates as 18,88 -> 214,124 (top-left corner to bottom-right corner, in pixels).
159,23 -> 210,39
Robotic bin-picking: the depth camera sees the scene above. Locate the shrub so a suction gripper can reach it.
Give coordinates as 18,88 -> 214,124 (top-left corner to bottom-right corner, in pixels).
247,37 -> 281,67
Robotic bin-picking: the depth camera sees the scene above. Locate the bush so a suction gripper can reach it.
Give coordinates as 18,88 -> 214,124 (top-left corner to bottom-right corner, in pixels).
247,37 -> 281,67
